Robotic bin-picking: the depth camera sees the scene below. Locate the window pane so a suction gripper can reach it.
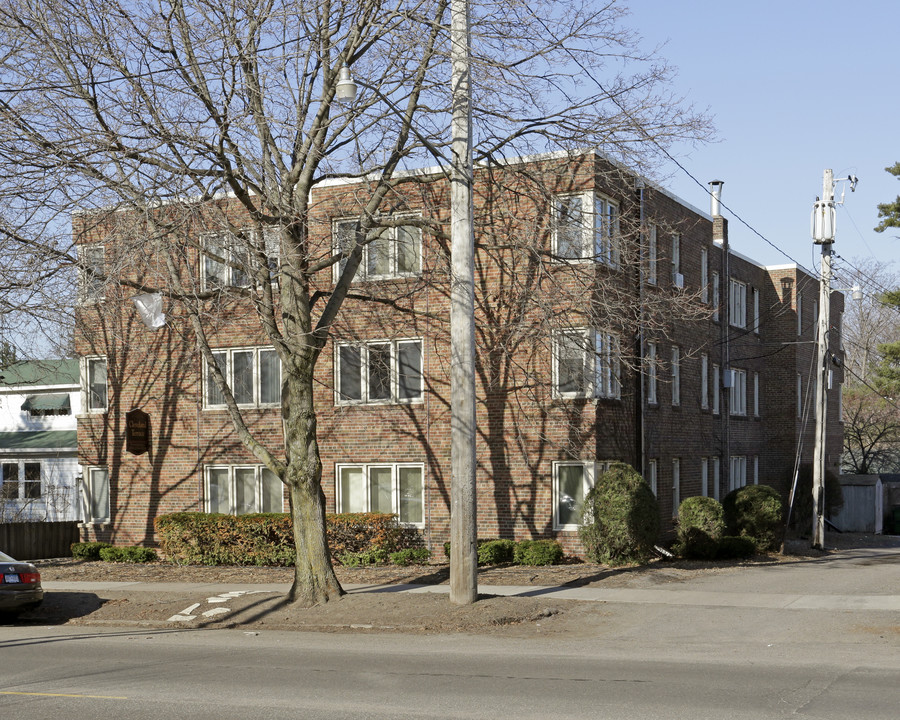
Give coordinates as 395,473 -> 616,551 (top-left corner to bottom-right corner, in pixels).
234,467 -> 257,514
557,333 -> 587,395
396,226 -> 421,274
207,352 -> 227,406
259,349 -> 281,404
24,463 -> 41,499
88,358 -> 107,410
399,467 -> 423,524
89,468 -> 110,520
368,343 -> 392,400
368,467 -> 393,514
207,468 -> 230,514
232,350 -> 255,404
397,341 -> 422,400
557,465 -> 584,527
229,238 -> 250,288
1,462 -> 18,499
367,230 -> 392,277
339,467 -> 365,513
555,195 -> 584,259
81,245 -> 105,300
261,469 -> 282,512
335,220 -> 356,275
338,346 -> 362,401
204,236 -> 228,289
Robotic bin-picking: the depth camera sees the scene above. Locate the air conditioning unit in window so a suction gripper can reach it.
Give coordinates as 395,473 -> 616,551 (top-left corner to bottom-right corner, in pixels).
722,369 -> 733,388
673,272 -> 684,289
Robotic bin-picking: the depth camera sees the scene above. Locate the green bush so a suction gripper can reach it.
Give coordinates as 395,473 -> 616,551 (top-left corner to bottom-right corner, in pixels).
155,511 -> 419,566
674,496 -> 725,559
513,539 -> 564,566
789,464 -> 844,529
715,535 -> 757,559
722,484 -> 784,552
579,462 -> 660,565
98,546 -> 157,563
338,548 -> 390,567
478,539 -> 515,565
389,548 -> 432,566
71,541 -> 111,561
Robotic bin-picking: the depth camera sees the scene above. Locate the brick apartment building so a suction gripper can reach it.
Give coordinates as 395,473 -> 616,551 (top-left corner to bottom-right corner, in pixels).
73,152 -> 844,554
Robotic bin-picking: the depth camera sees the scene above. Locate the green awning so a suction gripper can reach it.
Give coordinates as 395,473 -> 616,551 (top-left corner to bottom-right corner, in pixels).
21,393 -> 71,412
0,430 -> 77,451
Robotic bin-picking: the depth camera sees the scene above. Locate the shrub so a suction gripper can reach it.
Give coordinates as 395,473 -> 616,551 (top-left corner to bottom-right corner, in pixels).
513,539 -> 564,566
478,539 -> 515,565
715,535 -> 757,559
789,464 -> 844,529
338,548 -> 390,567
98,546 -> 157,563
389,548 -> 432,566
579,462 -> 660,565
674,496 -> 725,559
71,541 -> 111,561
722,484 -> 784,552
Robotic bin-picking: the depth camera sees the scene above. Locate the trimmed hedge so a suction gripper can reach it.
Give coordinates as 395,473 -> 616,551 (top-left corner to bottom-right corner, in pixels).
71,541 -> 111,561
715,535 -> 757,559
674,496 -> 725,560
389,548 -> 432,566
478,539 -> 515,565
98,546 -> 158,563
513,539 -> 563,566
722,485 -> 784,553
579,462 -> 660,565
154,512 -> 420,566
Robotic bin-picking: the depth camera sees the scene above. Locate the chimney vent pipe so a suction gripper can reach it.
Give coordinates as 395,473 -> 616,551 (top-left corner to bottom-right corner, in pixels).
709,180 -> 724,217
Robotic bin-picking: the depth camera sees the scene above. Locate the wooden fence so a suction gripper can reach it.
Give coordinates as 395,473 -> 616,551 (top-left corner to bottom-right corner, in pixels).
0,521 -> 79,560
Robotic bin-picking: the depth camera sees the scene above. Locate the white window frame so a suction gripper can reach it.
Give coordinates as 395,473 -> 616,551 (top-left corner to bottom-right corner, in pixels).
672,458 -> 681,517
700,247 -> 709,303
647,459 -> 658,496
0,460 -> 42,502
671,346 -> 681,407
335,463 -> 425,527
335,338 -> 424,405
552,460 -> 616,530
753,372 -> 760,416
647,342 -> 658,405
81,356 -> 108,413
797,293 -> 803,336
701,457 -> 709,497
201,228 -> 280,291
712,364 -> 721,415
333,216 -> 423,282
647,224 -> 658,285
752,287 -> 760,334
553,329 -> 621,400
753,456 -> 759,485
671,234 -> 680,282
205,465 -> 284,515
204,346 -> 282,409
729,456 -> 747,492
729,278 -> 747,328
78,244 -> 106,303
82,466 -> 110,523
701,354 -> 709,410
552,192 -> 620,266
730,368 -> 747,416
712,272 -> 720,322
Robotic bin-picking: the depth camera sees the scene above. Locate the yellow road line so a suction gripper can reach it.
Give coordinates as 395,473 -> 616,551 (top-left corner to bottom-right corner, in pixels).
0,691 -> 127,700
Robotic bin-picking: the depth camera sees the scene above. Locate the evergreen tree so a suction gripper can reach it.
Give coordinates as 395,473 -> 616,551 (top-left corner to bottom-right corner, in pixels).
874,162 -> 900,234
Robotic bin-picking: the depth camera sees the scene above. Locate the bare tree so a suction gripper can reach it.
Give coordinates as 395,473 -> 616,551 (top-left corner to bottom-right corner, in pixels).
841,385 -> 900,474
0,0 -> 710,605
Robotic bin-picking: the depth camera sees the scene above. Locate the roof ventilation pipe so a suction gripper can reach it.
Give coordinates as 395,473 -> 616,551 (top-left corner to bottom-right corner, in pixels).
709,180 -> 724,217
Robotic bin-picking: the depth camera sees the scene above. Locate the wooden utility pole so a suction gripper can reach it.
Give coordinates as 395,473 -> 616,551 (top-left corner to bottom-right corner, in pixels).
449,0 -> 478,605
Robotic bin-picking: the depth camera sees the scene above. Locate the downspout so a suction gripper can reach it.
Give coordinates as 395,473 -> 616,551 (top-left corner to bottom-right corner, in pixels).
636,179 -> 646,476
710,181 -> 728,499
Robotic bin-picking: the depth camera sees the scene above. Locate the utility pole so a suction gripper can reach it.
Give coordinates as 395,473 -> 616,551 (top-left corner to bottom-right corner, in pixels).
449,0 -> 478,605
811,169 -> 834,549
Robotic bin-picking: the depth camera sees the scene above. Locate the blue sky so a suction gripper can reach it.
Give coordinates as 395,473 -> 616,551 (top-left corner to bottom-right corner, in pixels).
626,1 -> 899,289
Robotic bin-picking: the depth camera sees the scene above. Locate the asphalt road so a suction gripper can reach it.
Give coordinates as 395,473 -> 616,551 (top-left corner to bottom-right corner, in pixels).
0,623 -> 897,720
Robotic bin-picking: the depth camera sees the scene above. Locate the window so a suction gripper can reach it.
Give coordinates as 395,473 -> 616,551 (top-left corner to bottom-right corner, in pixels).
647,224 -> 658,285
647,459 -> 658,496
797,293 -> 803,336
81,357 -> 108,412
1,461 -> 41,501
671,346 -> 681,406
552,192 -> 619,266
78,244 -> 105,303
336,463 -> 424,526
672,458 -> 681,517
730,368 -> 747,416
700,248 -> 709,303
729,456 -> 747,492
753,456 -> 759,485
334,217 -> 422,281
336,339 -> 423,404
553,329 -> 620,399
205,347 -> 281,408
201,228 -> 279,290
701,457 -> 709,497
206,465 -> 283,515
700,354 -> 709,409
646,342 -> 658,404
712,457 -> 720,501
712,364 -> 720,415
712,272 -> 720,322
671,234 -> 680,282
729,279 -> 747,328
553,461 -> 613,530
753,372 -> 760,416
82,467 -> 109,523
752,287 -> 760,333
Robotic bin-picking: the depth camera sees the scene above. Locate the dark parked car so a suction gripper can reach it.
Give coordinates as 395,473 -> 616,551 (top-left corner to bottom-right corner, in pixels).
0,550 -> 43,615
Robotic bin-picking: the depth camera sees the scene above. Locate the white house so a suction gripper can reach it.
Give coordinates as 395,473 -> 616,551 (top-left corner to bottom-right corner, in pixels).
0,359 -> 81,522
